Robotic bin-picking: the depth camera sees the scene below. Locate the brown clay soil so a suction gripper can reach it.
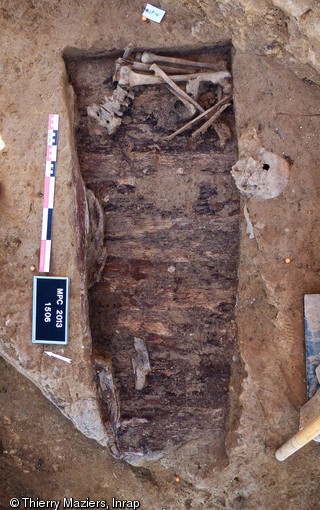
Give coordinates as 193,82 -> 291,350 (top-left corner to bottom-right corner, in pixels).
2,1 -> 320,509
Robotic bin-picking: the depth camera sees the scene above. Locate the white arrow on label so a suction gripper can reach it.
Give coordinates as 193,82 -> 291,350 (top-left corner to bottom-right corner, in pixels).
45,351 -> 72,363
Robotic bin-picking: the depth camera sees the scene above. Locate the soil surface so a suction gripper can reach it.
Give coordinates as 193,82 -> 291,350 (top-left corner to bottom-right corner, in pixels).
2,1 -> 320,509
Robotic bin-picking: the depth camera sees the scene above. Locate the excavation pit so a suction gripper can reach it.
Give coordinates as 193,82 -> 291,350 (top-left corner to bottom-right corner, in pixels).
65,44 -> 240,463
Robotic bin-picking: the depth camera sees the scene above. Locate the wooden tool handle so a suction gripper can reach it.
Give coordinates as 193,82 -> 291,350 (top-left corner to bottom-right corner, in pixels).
275,414 -> 320,461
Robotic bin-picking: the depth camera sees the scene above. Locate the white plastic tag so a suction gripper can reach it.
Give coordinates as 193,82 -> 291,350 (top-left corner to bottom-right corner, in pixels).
142,4 -> 166,23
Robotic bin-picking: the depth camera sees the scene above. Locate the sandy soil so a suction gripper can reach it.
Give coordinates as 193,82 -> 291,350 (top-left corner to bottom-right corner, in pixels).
2,1 -> 320,509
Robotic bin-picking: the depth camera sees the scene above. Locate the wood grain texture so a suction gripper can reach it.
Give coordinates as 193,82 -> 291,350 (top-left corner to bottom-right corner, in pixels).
67,47 -> 239,460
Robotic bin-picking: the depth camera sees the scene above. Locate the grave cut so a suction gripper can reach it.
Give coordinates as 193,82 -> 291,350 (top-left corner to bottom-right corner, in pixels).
65,45 -> 240,463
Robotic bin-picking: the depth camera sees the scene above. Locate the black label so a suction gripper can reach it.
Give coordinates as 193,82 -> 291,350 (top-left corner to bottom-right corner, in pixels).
32,277 -> 69,344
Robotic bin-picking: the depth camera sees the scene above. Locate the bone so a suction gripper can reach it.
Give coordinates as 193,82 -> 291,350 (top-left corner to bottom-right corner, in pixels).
132,337 -> 151,391
87,104 -> 122,135
150,63 -> 203,115
100,86 -> 133,116
116,65 -> 166,86
213,120 -> 232,147
131,61 -> 199,75
141,51 -> 223,71
186,71 -> 231,99
123,43 -> 134,59
112,85 -> 134,104
216,84 -> 223,102
87,86 -> 133,135
166,95 -> 231,141
191,103 -> 230,138
115,66 -> 231,90
115,65 -> 192,87
244,205 -> 255,240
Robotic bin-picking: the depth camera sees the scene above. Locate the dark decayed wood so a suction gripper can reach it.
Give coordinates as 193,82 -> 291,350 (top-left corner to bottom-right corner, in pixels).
67,47 -> 239,458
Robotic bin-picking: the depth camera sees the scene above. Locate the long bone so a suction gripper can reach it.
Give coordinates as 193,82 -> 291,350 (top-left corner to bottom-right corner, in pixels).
150,63 -> 203,114
116,58 -> 200,75
166,95 -> 231,141
115,65 -> 194,87
116,66 -> 231,93
131,61 -> 200,75
191,103 -> 231,138
141,51 -> 223,71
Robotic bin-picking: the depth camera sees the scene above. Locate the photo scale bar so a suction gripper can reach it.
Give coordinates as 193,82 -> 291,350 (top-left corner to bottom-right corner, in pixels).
39,114 -> 59,273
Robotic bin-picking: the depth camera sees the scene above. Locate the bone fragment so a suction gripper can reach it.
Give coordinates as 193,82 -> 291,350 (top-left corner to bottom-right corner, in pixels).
114,57 -> 124,82
191,103 -> 230,138
132,337 -> 151,391
87,104 -> 122,135
101,87 -> 132,116
166,95 -> 231,141
216,84 -> 223,102
94,355 -> 121,456
150,63 -> 202,115
112,85 -> 134,105
123,43 -> 134,59
186,71 -> 232,99
141,51 -> 223,71
243,205 -> 255,240
212,120 -> 232,147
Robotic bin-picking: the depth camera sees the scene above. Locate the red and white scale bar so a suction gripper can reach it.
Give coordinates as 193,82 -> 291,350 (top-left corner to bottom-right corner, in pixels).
39,114 -> 59,273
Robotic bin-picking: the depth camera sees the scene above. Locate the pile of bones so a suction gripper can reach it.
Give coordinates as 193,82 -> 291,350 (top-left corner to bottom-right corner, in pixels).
87,46 -> 233,144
